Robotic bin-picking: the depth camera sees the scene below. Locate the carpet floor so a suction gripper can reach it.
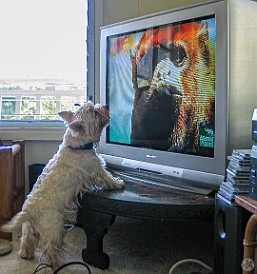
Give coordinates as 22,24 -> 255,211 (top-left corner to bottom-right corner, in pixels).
0,217 -> 214,274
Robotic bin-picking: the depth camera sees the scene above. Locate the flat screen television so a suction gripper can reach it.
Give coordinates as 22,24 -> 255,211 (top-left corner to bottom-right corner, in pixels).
98,0 -> 257,193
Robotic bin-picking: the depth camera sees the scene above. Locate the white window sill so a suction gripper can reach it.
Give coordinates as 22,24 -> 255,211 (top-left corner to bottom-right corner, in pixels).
0,127 -> 66,141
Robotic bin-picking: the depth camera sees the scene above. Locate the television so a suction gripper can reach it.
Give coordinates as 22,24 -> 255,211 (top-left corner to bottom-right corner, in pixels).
97,0 -> 257,194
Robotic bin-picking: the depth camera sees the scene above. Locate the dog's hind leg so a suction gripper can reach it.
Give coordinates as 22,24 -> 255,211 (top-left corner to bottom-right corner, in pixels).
40,216 -> 65,268
18,221 -> 39,259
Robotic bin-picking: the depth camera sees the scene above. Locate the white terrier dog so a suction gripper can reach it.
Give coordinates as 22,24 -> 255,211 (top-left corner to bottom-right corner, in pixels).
1,101 -> 124,268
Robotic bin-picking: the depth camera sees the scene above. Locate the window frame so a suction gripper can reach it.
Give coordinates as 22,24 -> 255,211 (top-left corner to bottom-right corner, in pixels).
0,0 -> 91,141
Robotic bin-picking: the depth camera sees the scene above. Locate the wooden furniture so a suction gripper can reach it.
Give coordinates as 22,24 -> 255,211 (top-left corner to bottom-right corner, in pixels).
235,195 -> 257,274
77,179 -> 214,269
0,140 -> 25,240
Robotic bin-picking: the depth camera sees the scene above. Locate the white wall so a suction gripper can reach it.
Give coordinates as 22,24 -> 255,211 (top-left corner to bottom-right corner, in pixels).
103,0 -> 206,24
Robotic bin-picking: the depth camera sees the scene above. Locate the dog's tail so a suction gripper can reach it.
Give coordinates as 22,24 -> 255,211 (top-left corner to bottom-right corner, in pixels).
1,211 -> 30,232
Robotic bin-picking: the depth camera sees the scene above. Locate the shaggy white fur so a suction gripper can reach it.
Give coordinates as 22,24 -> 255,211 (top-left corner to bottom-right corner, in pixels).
1,101 -> 124,268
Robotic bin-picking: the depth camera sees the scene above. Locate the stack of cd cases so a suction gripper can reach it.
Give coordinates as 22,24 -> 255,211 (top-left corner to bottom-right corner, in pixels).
217,149 -> 251,204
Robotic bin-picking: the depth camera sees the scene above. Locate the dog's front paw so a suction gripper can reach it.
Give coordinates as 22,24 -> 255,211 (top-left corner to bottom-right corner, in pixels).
113,177 -> 125,190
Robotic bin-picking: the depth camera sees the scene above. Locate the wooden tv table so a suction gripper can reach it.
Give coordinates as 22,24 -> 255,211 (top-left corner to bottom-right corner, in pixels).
77,179 -> 214,269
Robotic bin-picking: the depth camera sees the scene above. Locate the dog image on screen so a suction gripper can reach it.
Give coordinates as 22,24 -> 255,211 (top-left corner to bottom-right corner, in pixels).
1,102 -> 124,268
129,20 -> 215,155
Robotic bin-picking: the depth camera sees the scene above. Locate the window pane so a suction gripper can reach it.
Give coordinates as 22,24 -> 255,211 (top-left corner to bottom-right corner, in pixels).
0,0 -> 87,123
40,96 -> 57,120
61,96 -> 77,112
1,97 -> 16,120
21,96 -> 36,120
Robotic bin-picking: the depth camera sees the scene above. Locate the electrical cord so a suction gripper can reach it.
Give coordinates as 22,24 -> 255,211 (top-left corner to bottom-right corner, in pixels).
53,261 -> 92,273
168,258 -> 213,274
32,261 -> 92,274
32,263 -> 55,273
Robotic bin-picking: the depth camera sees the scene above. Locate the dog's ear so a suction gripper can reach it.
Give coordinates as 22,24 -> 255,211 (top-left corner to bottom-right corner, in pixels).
58,111 -> 75,123
68,120 -> 84,132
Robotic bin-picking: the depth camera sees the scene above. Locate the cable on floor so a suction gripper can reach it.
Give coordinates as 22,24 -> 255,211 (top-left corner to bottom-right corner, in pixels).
168,258 -> 213,274
53,261 -> 92,273
32,262 -> 54,273
32,261 -> 92,274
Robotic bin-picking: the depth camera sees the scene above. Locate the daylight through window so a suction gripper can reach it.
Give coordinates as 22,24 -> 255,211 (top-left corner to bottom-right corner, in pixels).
0,0 -> 87,123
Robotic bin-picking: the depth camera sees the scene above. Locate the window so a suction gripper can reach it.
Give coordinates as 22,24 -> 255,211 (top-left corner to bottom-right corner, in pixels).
0,0 -> 87,127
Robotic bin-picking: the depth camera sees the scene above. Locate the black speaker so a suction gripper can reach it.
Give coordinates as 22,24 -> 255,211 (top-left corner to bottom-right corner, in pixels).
28,163 -> 45,191
214,195 -> 251,274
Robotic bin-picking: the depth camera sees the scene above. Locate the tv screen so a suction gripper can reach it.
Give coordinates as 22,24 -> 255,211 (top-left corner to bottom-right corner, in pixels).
106,15 -> 216,158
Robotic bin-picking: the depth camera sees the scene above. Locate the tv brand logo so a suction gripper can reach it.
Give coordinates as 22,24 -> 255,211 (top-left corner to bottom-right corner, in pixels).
146,154 -> 157,158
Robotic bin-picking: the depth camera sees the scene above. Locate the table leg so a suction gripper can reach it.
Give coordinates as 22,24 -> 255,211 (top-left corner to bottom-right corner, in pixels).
77,208 -> 116,269
243,214 -> 257,274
